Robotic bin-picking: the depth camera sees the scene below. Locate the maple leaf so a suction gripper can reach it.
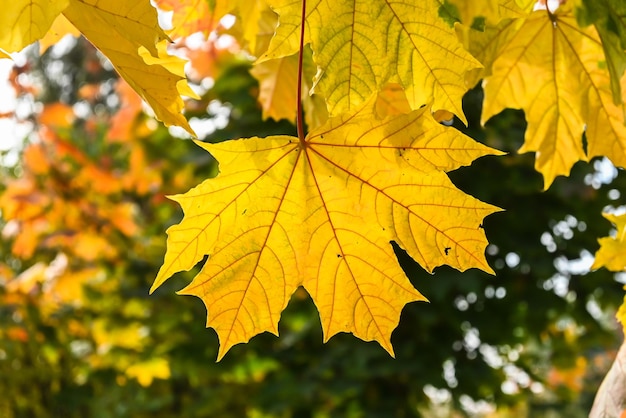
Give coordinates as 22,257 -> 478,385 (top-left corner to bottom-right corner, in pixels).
261,0 -> 481,122
251,54 -> 300,121
575,0 -> 626,104
214,0 -> 269,54
0,0 -> 70,53
471,3 -> 626,188
151,98 -> 501,360
251,46 -> 327,127
62,0 -> 198,135
592,212 -> 626,272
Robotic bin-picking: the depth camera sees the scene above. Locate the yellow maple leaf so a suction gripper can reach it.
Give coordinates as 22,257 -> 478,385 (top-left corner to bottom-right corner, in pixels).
152,98 -> 501,360
251,46 -> 327,128
262,0 -> 481,122
474,3 -> 626,188
214,0 -> 268,55
251,54 -> 300,121
0,0 -> 70,53
592,213 -> 626,272
62,0 -> 197,135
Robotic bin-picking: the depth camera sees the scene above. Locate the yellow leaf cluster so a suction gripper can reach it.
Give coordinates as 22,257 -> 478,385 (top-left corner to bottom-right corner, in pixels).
0,0 -> 196,134
262,0 -> 481,121
9,0 -> 626,359
463,3 -> 626,188
592,213 -> 626,272
0,0 -> 70,53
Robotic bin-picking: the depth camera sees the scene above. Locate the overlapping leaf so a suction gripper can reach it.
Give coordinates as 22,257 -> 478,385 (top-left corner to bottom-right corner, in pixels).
0,0 -> 196,135
214,0 -> 269,54
152,98 -> 501,360
592,213 -> 626,272
575,0 -> 626,104
0,0 -> 69,53
468,3 -> 626,188
251,53 -> 300,121
262,0 -> 481,121
62,0 -> 197,135
155,0 -> 218,38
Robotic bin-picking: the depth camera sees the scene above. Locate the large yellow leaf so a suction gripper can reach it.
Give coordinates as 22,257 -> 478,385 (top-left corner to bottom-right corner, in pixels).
152,98 -> 501,360
63,0 -> 197,135
592,213 -> 626,272
475,4 -> 626,188
262,0 -> 481,121
0,0 -> 69,53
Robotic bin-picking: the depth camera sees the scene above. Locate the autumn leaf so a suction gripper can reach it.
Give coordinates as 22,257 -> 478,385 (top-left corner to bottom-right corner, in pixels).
575,0 -> 626,104
62,0 -> 198,135
472,3 -> 626,188
251,46 -> 326,127
107,80 -> 144,142
0,0 -> 70,53
262,0 -> 481,121
152,98 -> 501,360
214,0 -> 269,54
38,102 -> 75,128
251,53 -> 300,121
592,212 -> 626,272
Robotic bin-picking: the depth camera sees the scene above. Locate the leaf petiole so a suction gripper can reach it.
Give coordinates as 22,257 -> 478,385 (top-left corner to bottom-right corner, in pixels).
296,0 -> 306,144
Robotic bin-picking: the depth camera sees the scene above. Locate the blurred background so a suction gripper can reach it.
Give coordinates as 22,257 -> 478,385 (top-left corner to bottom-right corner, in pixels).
0,14 -> 624,418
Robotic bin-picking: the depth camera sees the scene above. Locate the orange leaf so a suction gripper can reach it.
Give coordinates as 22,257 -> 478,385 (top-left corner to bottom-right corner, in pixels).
23,144 -> 51,175
38,102 -> 75,128
107,79 -> 144,142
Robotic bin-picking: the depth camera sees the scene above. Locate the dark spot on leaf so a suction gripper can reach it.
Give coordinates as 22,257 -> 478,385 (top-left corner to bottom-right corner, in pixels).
479,223 -> 484,229
242,209 -> 247,215
444,247 -> 451,255
337,254 -> 342,258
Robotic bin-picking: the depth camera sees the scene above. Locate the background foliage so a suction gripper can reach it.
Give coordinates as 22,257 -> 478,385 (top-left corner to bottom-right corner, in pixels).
1,1 -> 626,417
